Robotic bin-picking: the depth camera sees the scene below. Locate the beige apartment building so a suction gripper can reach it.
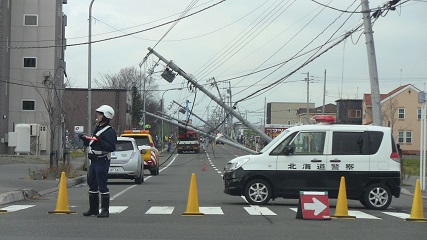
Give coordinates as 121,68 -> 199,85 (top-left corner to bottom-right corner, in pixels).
363,84 -> 423,154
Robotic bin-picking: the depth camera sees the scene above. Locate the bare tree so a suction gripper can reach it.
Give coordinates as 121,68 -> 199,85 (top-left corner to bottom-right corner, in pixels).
381,98 -> 399,130
31,79 -> 61,169
94,66 -> 161,131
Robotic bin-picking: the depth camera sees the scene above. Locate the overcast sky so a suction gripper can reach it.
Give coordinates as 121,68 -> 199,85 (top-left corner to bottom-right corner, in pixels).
63,0 -> 427,125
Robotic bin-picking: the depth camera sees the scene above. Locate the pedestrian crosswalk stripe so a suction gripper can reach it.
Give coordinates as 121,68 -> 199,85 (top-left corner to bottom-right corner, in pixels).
244,206 -> 277,216
0,205 -> 35,212
200,207 -> 224,215
348,210 -> 380,219
0,204 -> 414,220
382,212 -> 410,219
146,206 -> 175,214
290,208 -> 381,219
108,206 -> 128,214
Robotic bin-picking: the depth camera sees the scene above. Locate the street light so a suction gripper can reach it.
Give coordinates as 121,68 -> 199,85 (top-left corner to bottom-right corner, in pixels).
161,87 -> 183,150
88,0 -> 95,135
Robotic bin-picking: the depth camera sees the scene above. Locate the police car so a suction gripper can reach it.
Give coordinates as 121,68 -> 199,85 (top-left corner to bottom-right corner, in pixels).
223,117 -> 401,210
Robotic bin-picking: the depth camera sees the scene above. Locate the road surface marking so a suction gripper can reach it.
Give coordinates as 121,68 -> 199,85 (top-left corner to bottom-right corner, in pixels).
146,206 -> 175,214
0,205 -> 35,212
244,206 -> 277,215
382,212 -> 410,219
108,206 -> 128,214
200,207 -> 224,215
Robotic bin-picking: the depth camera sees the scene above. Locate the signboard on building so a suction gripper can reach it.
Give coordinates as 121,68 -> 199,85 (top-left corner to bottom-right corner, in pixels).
264,124 -> 292,138
74,126 -> 84,133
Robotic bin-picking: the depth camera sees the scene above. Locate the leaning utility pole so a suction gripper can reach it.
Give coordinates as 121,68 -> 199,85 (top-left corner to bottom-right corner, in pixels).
147,47 -> 272,142
145,111 -> 257,154
361,0 -> 382,126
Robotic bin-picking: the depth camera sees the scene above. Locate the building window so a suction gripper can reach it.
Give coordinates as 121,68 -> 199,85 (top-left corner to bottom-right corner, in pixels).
398,131 -> 412,144
417,109 -> 427,119
23,57 -> 36,68
22,100 -> 35,111
348,110 -> 361,118
24,15 -> 38,26
398,108 -> 405,119
398,131 -> 404,143
406,131 -> 412,144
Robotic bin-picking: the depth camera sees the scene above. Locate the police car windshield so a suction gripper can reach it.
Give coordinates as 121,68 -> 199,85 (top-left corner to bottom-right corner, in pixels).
259,130 -> 290,153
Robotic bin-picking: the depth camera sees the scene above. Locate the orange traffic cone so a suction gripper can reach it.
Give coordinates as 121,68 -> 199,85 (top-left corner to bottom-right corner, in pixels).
405,179 -> 427,222
202,162 -> 207,171
182,173 -> 204,216
331,176 -> 355,219
48,172 -> 76,214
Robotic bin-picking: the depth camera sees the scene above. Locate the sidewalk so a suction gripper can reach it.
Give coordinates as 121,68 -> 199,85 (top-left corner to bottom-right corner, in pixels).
0,155 -> 86,205
401,175 -> 427,198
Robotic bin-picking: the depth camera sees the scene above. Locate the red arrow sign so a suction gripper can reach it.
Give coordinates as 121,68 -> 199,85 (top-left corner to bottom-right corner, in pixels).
300,193 -> 331,220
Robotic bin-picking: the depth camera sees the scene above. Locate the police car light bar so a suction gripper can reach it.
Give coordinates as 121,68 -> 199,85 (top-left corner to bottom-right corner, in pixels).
310,115 -> 335,124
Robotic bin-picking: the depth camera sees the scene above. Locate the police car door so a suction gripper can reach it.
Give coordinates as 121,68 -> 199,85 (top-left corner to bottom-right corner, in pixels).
325,128 -> 369,198
275,130 -> 328,195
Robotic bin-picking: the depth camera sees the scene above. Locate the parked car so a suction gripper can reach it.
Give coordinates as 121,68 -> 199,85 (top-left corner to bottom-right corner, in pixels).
87,137 -> 144,184
108,137 -> 144,184
121,130 -> 160,175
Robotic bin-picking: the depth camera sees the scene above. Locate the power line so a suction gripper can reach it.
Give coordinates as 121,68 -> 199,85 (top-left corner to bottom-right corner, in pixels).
4,0 -> 227,50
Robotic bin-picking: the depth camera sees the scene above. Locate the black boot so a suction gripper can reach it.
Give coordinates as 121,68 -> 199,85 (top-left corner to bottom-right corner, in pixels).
97,193 -> 110,218
83,192 -> 99,216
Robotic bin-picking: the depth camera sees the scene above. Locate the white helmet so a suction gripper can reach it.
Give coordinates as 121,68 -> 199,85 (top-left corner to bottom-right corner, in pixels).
96,105 -> 115,120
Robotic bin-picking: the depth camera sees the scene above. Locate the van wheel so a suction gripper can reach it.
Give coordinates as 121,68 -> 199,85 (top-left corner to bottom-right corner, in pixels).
363,183 -> 392,210
244,179 -> 272,205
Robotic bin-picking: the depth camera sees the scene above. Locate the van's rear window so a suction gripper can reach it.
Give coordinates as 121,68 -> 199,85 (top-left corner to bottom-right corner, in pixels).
332,131 -> 383,155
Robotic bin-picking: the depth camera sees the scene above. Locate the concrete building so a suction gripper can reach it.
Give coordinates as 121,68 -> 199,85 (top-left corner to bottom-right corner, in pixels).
0,0 -> 67,155
267,102 -> 315,125
63,88 -> 132,148
296,103 -> 337,123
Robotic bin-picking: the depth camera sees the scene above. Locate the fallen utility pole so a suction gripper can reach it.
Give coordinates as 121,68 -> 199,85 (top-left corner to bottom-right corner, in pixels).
145,111 -> 257,154
158,109 -> 238,145
147,47 -> 272,143
172,100 -> 212,129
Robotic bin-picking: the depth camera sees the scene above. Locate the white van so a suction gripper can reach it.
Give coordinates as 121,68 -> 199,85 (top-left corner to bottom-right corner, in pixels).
223,124 -> 401,210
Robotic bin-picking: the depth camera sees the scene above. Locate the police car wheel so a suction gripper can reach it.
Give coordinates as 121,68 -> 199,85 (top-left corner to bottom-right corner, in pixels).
363,183 -> 392,210
244,179 -> 272,205
359,198 -> 367,207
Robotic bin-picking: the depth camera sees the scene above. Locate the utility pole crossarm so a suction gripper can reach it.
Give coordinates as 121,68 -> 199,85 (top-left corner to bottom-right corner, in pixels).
147,47 -> 272,142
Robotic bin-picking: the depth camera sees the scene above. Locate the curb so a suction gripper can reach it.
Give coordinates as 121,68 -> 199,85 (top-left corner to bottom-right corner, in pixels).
0,175 -> 86,206
400,187 -> 427,199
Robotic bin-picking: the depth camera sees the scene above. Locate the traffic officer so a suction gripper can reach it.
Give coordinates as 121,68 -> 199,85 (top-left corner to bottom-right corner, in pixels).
80,105 -> 117,218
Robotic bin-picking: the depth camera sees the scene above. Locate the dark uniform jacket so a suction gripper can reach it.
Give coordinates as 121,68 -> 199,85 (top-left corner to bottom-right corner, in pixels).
83,124 -> 117,154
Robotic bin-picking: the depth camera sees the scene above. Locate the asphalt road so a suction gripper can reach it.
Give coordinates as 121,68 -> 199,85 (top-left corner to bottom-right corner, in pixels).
0,145 -> 426,240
